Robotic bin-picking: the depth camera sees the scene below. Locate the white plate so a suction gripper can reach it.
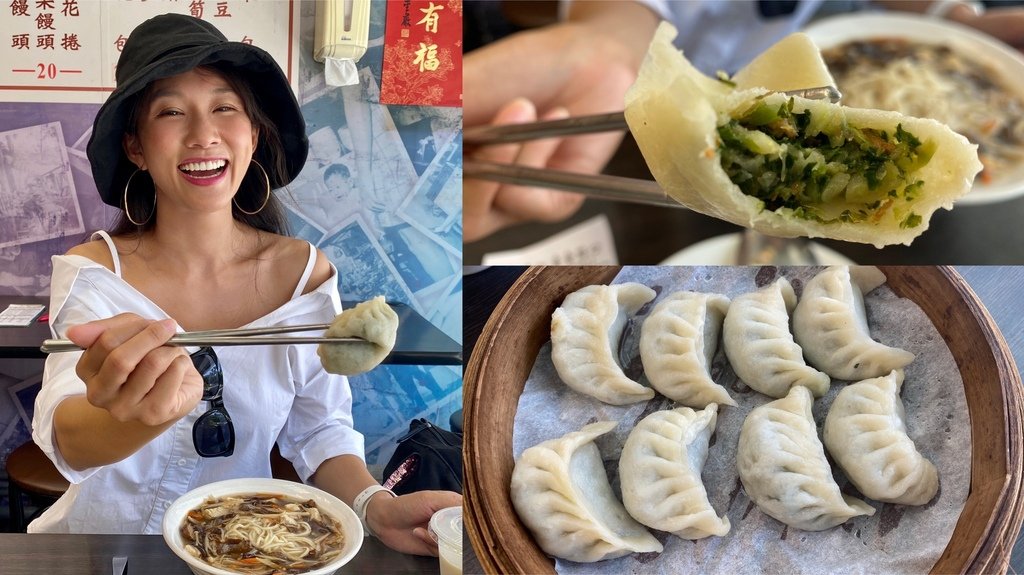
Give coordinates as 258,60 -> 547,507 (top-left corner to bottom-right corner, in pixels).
660,233 -> 855,265
803,12 -> 1024,205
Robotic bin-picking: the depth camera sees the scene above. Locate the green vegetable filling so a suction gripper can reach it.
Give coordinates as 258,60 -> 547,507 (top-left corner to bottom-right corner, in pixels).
717,97 -> 935,227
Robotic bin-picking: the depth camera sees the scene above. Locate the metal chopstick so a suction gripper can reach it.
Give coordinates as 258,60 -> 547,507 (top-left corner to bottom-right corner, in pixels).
464,111 -> 628,145
174,323 -> 331,338
463,159 -> 678,207
40,335 -> 364,354
462,86 -> 841,146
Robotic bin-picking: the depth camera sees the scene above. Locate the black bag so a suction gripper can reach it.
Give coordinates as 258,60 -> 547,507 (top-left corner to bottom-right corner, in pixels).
382,418 -> 463,495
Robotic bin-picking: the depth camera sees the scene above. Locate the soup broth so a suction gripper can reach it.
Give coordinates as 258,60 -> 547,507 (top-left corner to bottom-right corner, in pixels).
180,493 -> 345,575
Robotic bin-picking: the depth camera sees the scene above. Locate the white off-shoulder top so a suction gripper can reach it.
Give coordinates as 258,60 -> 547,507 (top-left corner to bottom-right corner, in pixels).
30,231 -> 362,534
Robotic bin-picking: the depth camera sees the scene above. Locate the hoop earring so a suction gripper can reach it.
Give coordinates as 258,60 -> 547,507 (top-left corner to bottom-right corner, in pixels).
123,169 -> 155,226
233,159 -> 271,216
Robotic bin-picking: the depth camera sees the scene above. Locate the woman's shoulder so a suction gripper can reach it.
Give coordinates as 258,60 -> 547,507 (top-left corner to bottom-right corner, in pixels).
262,234 -> 333,295
65,238 -> 116,272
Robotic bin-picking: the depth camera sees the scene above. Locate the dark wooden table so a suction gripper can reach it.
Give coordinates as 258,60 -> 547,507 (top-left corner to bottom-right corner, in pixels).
0,296 -> 461,366
379,301 -> 462,366
463,266 -> 1024,574
0,533 -> 439,574
0,296 -> 51,359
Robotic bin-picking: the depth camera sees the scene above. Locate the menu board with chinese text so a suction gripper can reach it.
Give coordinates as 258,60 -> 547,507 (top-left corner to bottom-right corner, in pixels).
1,0 -> 299,104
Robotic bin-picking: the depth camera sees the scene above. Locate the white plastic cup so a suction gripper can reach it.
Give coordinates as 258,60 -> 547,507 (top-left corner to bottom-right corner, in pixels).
429,506 -> 463,575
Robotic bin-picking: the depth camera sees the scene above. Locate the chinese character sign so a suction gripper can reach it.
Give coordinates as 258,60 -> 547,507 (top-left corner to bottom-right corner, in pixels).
0,0 -> 299,104
379,0 -> 461,107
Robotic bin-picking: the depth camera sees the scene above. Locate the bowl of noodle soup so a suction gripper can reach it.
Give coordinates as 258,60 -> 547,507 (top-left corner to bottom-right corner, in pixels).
804,12 -> 1024,205
162,478 -> 362,575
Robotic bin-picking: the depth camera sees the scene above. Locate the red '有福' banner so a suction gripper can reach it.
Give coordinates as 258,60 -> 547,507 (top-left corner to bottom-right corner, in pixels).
380,0 -> 461,107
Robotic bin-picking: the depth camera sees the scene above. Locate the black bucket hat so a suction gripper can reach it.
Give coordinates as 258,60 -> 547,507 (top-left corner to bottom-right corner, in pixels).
87,13 -> 308,208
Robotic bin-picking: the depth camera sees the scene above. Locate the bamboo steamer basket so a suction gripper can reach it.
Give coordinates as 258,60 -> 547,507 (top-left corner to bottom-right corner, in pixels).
464,266 -> 1024,575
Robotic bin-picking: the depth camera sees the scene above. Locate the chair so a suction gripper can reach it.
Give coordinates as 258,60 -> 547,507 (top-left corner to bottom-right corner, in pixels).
4,441 -> 299,532
5,440 -> 69,532
270,443 -> 301,483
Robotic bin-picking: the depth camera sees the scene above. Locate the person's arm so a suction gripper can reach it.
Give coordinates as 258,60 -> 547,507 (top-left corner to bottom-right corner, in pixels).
874,0 -> 1024,50
312,454 -> 461,556
464,1 -> 658,127
463,1 -> 660,242
875,0 -> 981,19
53,315 -> 203,470
565,0 -> 661,70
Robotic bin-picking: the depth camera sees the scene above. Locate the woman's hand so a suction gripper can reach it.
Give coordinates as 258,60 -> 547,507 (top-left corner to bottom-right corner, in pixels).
463,16 -> 651,242
879,1 -> 1024,51
67,313 -> 203,426
365,490 -> 462,556
464,98 -> 586,241
949,7 -> 1024,51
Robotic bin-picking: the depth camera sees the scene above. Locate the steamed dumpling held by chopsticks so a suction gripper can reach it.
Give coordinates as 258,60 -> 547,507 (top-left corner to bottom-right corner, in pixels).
624,23 -> 982,247
317,296 -> 398,376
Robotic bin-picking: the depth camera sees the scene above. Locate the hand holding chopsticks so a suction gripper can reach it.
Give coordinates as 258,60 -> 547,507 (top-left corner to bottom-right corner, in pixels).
463,99 -> 615,241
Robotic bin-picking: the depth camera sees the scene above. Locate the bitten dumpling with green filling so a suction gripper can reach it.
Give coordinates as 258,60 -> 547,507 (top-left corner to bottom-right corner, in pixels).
624,23 -> 982,247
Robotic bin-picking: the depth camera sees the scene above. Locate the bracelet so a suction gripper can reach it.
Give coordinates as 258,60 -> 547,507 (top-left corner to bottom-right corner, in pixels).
352,484 -> 396,538
926,0 -> 985,19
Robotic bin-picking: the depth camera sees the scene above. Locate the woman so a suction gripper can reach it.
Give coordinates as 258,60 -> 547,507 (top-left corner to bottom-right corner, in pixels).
30,13 -> 459,556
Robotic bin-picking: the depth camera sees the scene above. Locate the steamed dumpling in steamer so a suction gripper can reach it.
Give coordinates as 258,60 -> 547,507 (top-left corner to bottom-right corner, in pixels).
737,386 -> 875,531
824,370 -> 939,505
511,421 -> 664,562
723,277 -> 830,398
791,265 -> 914,380
317,296 -> 398,376
550,283 -> 657,405
638,291 -> 735,408
619,405 -> 731,540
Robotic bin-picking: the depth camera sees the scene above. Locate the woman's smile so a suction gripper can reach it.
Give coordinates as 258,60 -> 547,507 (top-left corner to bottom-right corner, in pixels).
178,158 -> 230,186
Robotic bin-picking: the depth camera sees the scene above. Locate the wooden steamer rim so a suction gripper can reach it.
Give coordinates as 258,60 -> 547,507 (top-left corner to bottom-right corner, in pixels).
463,266 -> 1024,575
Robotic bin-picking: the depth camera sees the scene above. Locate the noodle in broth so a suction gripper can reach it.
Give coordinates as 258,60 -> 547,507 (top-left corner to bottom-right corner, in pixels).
180,493 -> 345,574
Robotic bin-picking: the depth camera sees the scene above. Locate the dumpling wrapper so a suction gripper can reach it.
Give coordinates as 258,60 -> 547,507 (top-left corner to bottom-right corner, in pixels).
551,283 -> 657,405
624,22 -> 982,247
639,291 -> 735,408
620,405 -> 731,540
792,265 -> 914,380
824,370 -> 939,505
737,385 -> 875,531
723,277 -> 830,398
317,296 -> 398,376
511,421 -> 664,562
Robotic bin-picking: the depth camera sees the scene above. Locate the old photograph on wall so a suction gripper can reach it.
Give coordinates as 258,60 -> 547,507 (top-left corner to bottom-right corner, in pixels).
319,214 -> 417,307
398,133 -> 461,254
0,122 -> 84,249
